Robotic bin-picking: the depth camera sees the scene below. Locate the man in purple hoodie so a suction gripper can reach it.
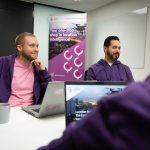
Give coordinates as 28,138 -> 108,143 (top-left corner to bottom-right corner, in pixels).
0,32 -> 51,107
86,36 -> 134,82
37,75 -> 150,150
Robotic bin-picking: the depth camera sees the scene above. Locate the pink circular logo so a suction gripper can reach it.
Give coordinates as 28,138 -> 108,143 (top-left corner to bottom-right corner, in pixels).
75,70 -> 80,77
73,69 -> 83,80
66,51 -> 71,57
76,47 -> 81,53
76,59 -> 81,65
64,62 -> 72,72
66,63 -> 71,69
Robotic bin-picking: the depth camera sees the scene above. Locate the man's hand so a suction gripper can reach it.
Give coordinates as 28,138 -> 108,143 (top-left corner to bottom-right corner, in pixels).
32,58 -> 45,70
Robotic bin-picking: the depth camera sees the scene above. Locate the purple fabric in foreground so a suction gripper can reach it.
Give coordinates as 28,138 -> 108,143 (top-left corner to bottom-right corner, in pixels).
38,75 -> 150,150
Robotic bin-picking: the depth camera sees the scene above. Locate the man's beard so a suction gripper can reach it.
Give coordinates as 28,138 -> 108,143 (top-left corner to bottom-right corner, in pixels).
106,51 -> 120,62
21,51 -> 38,62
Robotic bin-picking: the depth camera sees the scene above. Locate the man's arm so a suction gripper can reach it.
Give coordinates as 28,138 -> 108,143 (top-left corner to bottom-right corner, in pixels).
86,67 -> 96,80
33,58 -> 51,86
124,65 -> 134,82
39,69 -> 51,87
33,58 -> 51,104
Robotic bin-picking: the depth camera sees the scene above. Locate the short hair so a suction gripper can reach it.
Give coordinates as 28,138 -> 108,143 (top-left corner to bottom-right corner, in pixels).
15,32 -> 35,47
103,36 -> 120,47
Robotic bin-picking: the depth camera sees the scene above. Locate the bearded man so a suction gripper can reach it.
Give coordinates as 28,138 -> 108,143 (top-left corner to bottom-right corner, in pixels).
86,36 -> 134,82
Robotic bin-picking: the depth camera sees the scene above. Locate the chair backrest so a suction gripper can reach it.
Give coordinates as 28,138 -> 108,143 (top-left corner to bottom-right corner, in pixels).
84,70 -> 88,80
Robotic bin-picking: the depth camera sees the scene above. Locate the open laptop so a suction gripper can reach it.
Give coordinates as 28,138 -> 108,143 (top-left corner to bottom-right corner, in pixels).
65,81 -> 127,126
22,81 -> 65,118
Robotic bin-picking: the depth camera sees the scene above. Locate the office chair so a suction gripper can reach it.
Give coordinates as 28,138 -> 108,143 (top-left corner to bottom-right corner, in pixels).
84,70 -> 88,80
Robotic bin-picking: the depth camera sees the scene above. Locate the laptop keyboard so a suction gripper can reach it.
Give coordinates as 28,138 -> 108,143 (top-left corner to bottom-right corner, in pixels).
32,108 -> 40,113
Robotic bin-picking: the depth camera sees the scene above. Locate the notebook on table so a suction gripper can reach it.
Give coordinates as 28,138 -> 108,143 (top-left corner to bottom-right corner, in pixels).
22,81 -> 65,118
65,81 -> 127,126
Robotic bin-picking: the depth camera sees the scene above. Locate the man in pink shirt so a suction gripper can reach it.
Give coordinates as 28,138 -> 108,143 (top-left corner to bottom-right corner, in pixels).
0,32 -> 51,106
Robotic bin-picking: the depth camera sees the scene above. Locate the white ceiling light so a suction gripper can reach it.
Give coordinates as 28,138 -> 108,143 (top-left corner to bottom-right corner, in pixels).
132,7 -> 147,15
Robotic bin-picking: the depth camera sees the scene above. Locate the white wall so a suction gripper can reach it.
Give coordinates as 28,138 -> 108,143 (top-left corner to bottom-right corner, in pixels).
34,4 -> 78,68
86,0 -> 150,81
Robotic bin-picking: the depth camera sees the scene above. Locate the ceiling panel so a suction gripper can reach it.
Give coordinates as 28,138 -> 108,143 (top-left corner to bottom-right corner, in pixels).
20,0 -> 118,12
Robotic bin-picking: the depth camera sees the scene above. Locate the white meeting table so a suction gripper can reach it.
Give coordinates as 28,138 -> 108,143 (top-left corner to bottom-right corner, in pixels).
0,107 -> 65,150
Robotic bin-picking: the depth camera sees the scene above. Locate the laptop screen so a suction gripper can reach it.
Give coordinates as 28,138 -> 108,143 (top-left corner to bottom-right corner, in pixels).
65,81 -> 127,126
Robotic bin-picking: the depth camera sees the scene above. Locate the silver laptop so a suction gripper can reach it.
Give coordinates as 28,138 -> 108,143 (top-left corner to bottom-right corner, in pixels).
65,81 -> 127,126
22,81 -> 65,118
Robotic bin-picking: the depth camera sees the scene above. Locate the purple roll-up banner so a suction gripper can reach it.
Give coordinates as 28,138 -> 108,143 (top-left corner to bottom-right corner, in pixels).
48,13 -> 86,81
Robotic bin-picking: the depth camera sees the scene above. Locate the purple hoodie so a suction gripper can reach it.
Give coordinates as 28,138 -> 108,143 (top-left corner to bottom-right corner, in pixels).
86,59 -> 134,82
38,75 -> 150,150
0,54 -> 51,104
